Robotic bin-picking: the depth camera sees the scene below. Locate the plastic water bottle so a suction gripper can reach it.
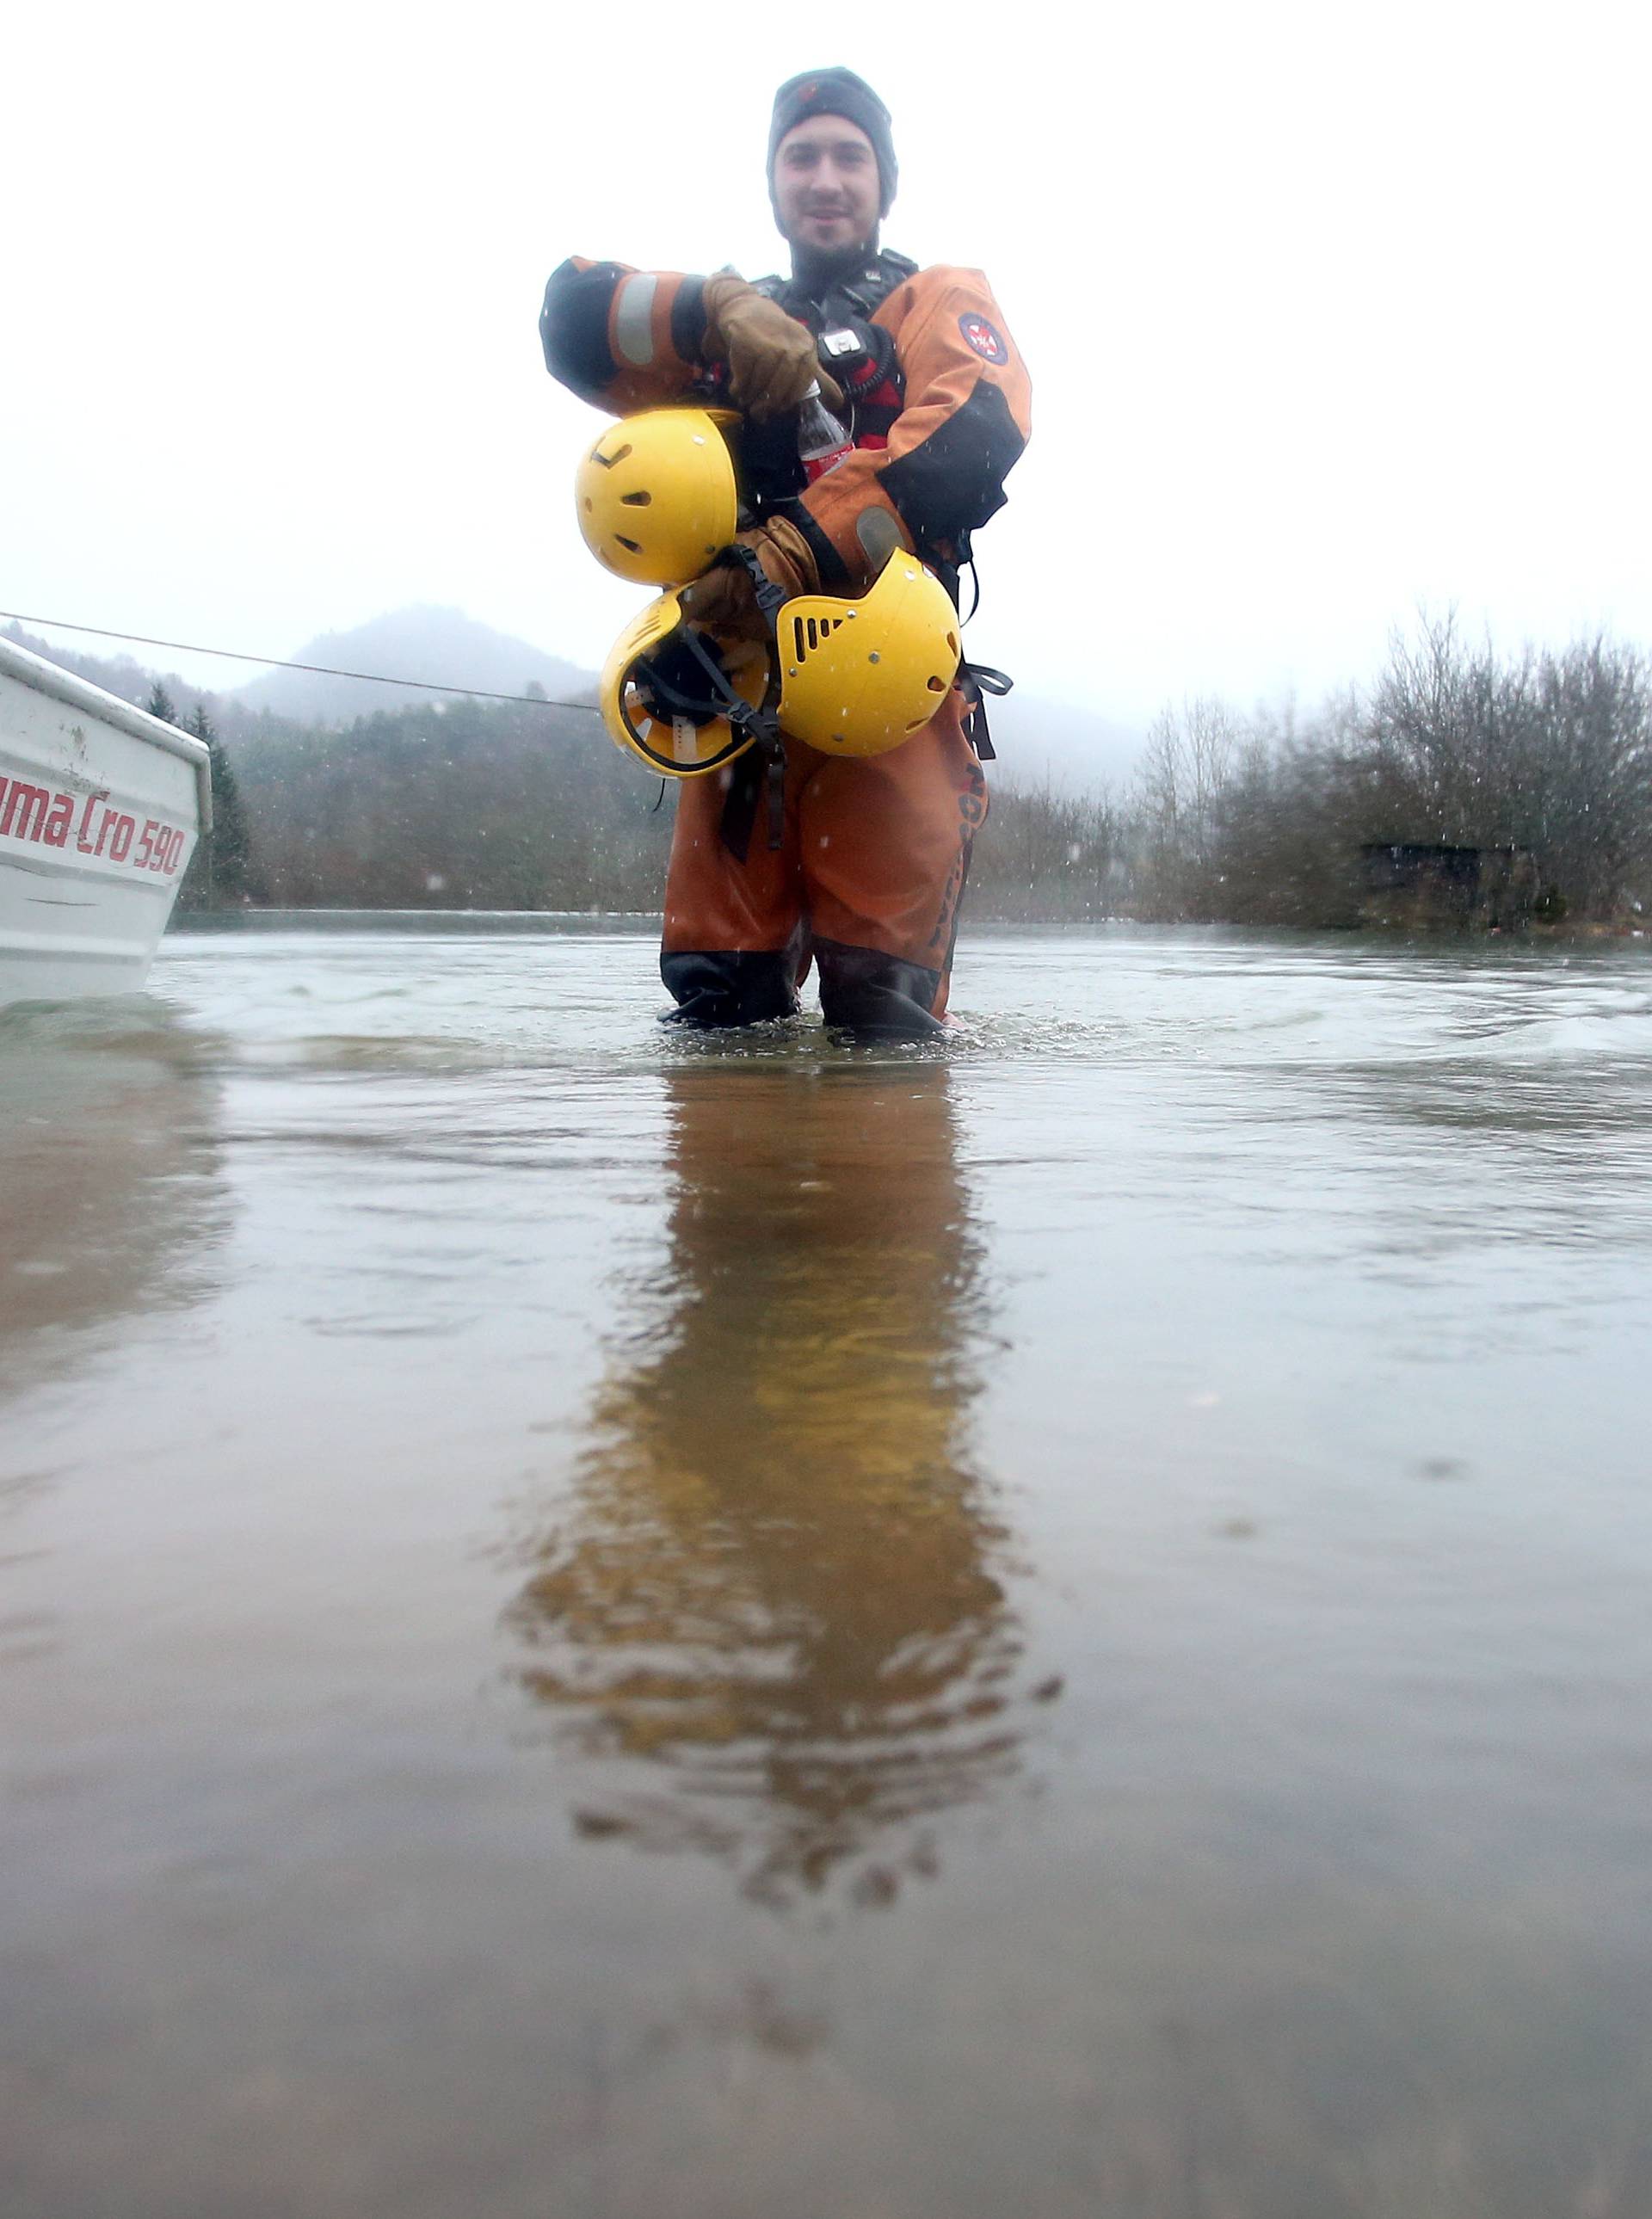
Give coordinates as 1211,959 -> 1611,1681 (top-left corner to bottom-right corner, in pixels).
797,381 -> 853,484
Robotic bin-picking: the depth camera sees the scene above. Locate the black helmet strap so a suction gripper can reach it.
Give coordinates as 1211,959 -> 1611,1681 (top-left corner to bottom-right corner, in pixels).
632,540 -> 787,739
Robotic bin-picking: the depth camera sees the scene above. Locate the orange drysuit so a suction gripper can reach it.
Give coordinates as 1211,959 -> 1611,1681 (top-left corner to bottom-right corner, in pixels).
542,250 -> 1031,1034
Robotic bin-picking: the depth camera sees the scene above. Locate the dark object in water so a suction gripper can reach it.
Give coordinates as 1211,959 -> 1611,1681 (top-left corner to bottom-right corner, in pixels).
1359,841 -> 1539,929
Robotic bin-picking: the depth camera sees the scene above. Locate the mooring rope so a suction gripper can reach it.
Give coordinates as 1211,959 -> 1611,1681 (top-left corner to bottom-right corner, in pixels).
0,609 -> 603,716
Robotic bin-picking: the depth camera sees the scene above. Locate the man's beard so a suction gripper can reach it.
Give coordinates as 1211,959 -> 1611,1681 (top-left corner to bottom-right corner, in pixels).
787,227 -> 882,293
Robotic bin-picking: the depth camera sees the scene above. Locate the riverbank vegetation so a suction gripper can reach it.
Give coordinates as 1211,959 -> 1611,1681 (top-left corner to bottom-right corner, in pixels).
978,614 -> 1649,930
1130,618 -> 1652,930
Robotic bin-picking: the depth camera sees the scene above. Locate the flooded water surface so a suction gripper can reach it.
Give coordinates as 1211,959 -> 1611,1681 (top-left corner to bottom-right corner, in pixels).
5,918 -> 1652,2217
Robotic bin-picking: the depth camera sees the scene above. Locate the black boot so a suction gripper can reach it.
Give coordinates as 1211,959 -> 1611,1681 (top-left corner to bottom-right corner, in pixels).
814,939 -> 946,1042
660,949 -> 801,1029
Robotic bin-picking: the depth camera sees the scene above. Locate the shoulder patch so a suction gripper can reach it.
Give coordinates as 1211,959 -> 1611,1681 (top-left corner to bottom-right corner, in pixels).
958,311 -> 1009,366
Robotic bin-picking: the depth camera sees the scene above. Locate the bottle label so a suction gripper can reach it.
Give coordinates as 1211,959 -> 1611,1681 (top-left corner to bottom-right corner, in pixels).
803,443 -> 853,485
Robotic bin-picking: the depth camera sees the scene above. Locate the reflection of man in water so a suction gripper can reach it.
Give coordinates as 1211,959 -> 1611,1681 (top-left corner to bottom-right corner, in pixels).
507,1063 -> 1042,1905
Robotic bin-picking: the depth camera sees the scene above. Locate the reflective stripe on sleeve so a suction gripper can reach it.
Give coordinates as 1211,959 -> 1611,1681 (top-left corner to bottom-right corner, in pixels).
613,274 -> 659,367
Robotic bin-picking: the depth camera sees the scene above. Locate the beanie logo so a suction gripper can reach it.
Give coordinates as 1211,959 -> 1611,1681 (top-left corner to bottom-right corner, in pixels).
959,313 -> 1009,366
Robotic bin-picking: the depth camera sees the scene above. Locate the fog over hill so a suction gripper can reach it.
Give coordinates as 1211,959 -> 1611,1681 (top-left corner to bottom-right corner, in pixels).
5,607 -> 1144,798
985,691 -> 1145,795
226,605 -> 1146,786
230,606 -> 591,724
3,622 -> 189,719
232,609 -> 1146,787
13,607 -> 1643,931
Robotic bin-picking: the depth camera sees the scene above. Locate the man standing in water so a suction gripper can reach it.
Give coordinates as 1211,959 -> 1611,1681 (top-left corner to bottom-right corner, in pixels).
541,68 -> 1030,1039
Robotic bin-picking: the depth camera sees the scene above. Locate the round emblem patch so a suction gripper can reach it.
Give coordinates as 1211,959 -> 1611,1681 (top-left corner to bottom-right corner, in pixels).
958,312 -> 1009,366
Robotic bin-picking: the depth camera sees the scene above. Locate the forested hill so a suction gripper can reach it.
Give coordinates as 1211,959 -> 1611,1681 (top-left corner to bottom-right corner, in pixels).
3,622 -> 199,724
3,613 -> 674,912
230,693 -> 674,911
9,613 -> 1649,928
2,608 -> 591,737
1,613 -> 1127,919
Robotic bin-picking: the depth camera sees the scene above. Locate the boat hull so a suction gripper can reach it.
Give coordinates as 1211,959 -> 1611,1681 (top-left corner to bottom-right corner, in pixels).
1,638 -> 212,1005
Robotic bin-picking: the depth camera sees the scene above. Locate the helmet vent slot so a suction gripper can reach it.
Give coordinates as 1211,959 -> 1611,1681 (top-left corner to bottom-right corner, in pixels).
620,490 -> 652,507
791,613 -> 849,662
592,443 -> 632,469
615,534 -> 642,554
927,675 -> 946,692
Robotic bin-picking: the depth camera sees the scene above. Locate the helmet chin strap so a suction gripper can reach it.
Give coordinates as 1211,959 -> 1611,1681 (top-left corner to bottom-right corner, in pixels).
707,542 -> 791,846
718,539 -> 792,638
632,542 -> 787,744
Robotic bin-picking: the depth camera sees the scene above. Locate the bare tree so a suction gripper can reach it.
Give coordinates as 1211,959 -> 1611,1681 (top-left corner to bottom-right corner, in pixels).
1133,694 -> 1246,915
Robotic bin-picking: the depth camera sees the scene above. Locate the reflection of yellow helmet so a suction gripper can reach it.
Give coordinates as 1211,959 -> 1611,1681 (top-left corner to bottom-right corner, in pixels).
777,555 -> 962,755
600,589 -> 770,777
576,410 -> 740,587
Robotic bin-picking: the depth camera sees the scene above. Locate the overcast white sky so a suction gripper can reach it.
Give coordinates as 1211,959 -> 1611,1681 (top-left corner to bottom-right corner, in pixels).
6,0 -> 1648,729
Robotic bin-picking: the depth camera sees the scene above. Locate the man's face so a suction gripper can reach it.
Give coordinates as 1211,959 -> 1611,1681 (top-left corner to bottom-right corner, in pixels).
773,115 -> 880,256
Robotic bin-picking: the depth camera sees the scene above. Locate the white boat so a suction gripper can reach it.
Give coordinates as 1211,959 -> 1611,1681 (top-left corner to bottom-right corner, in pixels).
1,635 -> 212,1005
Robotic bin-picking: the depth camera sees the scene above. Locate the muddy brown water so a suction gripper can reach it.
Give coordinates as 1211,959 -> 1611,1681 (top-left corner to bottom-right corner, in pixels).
4,916 -> 1652,2218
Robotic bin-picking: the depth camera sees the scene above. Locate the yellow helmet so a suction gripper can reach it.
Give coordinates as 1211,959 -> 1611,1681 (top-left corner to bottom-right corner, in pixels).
600,589 -> 772,777
776,553 -> 961,755
576,409 -> 740,587
596,547 -> 965,780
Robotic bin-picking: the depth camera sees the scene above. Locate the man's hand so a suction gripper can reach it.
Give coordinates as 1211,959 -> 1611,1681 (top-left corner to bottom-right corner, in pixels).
701,274 -> 842,422
677,518 -> 819,641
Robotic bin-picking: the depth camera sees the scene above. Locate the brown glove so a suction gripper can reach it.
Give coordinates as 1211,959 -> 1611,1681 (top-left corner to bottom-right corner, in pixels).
700,273 -> 842,422
677,518 -> 819,642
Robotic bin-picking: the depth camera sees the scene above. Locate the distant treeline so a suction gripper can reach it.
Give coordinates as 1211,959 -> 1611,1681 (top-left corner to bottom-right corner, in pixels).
145,689 -> 260,912
1129,616 -> 1652,929
14,617 -> 1650,928
225,691 -> 669,911
223,693 -> 1134,921
975,614 -> 1649,929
